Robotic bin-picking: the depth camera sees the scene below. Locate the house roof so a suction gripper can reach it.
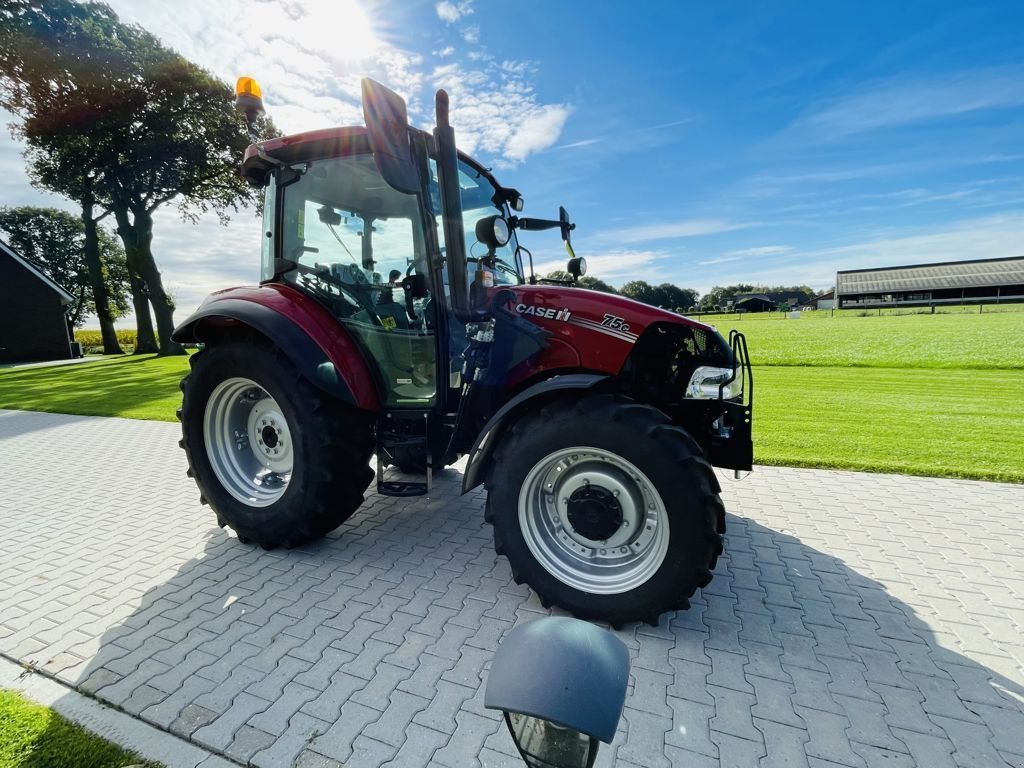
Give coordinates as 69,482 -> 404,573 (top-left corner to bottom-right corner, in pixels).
836,256 -> 1024,296
735,295 -> 775,306
0,237 -> 75,305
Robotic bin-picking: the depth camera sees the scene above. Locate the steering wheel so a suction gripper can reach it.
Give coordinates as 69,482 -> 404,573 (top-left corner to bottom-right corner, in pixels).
291,262 -> 384,327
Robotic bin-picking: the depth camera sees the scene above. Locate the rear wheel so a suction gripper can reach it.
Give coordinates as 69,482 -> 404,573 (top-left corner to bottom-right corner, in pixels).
179,340 -> 374,548
486,394 -> 723,626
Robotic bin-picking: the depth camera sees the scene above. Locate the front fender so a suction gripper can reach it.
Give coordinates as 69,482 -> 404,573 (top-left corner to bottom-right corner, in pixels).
461,374 -> 611,493
172,285 -> 379,411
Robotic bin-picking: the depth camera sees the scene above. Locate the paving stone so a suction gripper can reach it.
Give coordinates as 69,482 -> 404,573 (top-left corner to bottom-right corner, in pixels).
192,692 -> 272,751
433,710 -> 502,768
171,703 -> 219,737
666,697 -> 718,758
797,705 -> 867,767
890,728 -> 957,768
248,681 -> 320,736
225,725 -> 277,764
251,712 -> 332,768
414,680 -> 475,735
382,723 -> 450,767
928,714 -> 1014,768
712,732 -> 768,768
294,750 -> 345,768
309,700 -> 382,762
5,412 -> 1024,768
755,717 -> 810,768
348,735 -> 399,767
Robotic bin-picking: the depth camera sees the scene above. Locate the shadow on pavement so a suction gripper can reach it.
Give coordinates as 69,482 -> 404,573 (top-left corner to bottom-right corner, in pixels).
24,476 -> 1024,768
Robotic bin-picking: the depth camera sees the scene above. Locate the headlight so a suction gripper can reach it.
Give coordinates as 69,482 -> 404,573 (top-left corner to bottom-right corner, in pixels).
686,366 -> 742,400
476,215 -> 510,247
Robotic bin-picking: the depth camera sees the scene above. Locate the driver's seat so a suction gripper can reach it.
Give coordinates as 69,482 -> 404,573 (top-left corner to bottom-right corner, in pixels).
374,289 -> 411,330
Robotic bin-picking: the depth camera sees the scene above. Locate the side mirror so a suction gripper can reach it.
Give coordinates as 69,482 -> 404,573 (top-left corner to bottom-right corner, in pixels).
558,206 -> 575,245
485,617 -> 629,768
361,78 -> 419,195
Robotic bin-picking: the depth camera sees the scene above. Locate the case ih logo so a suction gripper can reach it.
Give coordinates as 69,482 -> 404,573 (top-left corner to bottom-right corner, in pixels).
515,303 -> 572,322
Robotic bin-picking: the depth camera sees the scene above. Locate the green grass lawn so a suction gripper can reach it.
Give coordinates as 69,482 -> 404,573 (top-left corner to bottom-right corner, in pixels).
709,310 -> 1024,369
0,355 -> 187,422
2,314 -> 1023,482
755,366 -> 1024,482
0,689 -> 159,768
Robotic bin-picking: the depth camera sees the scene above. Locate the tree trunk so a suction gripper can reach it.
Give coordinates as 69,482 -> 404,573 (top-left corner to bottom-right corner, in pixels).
112,204 -> 158,354
132,207 -> 184,356
80,193 -> 123,355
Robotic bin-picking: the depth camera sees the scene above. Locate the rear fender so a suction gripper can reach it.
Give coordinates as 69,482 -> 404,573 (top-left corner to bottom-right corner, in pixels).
461,374 -> 610,494
171,287 -> 379,411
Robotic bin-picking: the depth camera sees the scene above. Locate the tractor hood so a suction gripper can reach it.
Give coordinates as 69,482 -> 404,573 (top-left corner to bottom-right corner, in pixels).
508,283 -> 715,339
499,283 -> 732,386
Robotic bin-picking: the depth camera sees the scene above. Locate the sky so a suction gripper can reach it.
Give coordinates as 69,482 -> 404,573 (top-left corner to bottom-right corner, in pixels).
2,0 -> 1024,325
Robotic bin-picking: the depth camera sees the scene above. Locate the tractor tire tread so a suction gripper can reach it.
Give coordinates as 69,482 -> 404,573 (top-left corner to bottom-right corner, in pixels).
485,392 -> 723,626
179,339 -> 374,549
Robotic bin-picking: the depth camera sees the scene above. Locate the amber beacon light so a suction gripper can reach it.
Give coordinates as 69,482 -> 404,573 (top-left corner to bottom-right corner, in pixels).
234,76 -> 265,129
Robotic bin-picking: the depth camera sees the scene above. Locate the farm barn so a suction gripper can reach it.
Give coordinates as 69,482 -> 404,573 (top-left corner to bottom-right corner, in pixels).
837,256 -> 1024,309
0,238 -> 75,363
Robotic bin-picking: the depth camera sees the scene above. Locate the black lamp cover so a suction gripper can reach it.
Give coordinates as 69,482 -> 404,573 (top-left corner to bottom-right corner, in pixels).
484,617 -> 630,744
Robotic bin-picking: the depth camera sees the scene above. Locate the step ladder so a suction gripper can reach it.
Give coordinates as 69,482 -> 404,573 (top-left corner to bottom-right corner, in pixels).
375,419 -> 432,497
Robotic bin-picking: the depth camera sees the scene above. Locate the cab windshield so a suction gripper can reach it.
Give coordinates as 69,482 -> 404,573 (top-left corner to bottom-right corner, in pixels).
270,149 -> 521,406
429,159 -> 523,287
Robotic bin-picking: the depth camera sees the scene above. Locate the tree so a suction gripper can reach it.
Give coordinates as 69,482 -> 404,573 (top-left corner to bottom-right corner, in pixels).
544,271 -> 619,294
620,280 -> 656,304
651,283 -> 697,311
0,206 -> 129,330
699,284 -> 753,311
1,0 -> 272,355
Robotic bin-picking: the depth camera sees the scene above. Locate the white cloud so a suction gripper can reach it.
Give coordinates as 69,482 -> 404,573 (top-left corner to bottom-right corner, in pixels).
434,45 -> 455,58
553,137 -> 602,150
435,0 -> 473,23
597,219 -> 749,244
797,65 -> 1024,138
531,250 -> 668,282
460,25 -> 480,44
727,245 -> 792,257
697,255 -> 743,266
429,61 -> 571,165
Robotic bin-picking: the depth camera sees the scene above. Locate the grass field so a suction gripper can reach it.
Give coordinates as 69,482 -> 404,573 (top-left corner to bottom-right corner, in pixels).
0,689 -> 158,768
2,309 -> 1023,482
719,311 -> 1024,369
0,355 -> 187,421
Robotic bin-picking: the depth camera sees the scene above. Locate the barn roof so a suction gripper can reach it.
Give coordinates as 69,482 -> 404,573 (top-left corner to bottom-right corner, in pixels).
0,237 -> 75,305
836,256 -> 1024,296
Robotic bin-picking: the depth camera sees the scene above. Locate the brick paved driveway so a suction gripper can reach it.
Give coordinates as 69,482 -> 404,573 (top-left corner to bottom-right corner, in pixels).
2,408 -> 1023,767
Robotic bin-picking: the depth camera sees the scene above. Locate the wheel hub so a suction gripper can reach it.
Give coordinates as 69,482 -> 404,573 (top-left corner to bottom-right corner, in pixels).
518,447 -> 669,595
203,377 -> 293,507
247,398 -> 292,474
566,485 -> 623,541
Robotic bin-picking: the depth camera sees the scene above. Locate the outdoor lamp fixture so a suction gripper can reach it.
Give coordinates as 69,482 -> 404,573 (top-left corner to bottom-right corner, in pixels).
485,617 -> 630,768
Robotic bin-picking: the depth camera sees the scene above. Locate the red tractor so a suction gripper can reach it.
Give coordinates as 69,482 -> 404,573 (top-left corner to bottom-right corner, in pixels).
174,79 -> 752,626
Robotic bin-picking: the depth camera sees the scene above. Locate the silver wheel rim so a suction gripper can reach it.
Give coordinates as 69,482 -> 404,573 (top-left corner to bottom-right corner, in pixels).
518,447 -> 669,594
203,377 -> 292,507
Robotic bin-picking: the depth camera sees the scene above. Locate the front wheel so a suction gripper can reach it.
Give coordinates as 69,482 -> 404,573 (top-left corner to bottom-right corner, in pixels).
179,340 -> 374,548
486,394 -> 723,626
